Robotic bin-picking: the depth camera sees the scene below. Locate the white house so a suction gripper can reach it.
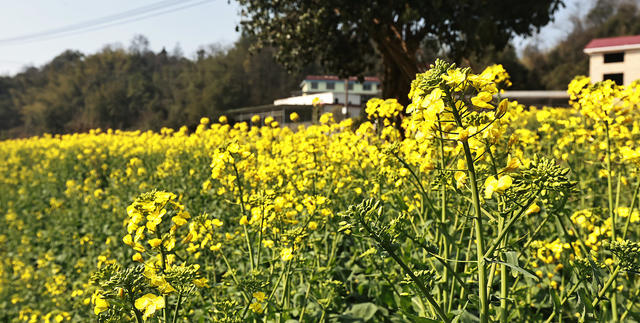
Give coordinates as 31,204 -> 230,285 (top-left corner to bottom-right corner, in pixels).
298,75 -> 381,105
584,35 -> 640,85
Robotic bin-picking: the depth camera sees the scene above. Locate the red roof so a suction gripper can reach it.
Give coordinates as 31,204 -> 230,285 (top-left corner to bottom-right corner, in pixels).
304,75 -> 380,83
585,35 -> 640,49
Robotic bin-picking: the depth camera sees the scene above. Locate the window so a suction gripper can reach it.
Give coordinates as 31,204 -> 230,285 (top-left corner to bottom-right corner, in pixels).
603,73 -> 623,85
348,83 -> 353,90
363,83 -> 372,91
310,81 -> 318,89
604,52 -> 624,63
326,82 -> 335,90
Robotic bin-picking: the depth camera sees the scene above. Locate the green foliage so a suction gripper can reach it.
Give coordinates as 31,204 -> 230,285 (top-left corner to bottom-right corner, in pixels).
237,0 -> 563,100
0,35 -> 320,138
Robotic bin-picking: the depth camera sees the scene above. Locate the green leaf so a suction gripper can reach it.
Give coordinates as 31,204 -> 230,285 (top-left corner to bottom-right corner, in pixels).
403,313 -> 440,323
550,289 -> 562,311
358,247 -> 377,258
491,259 -> 539,282
343,302 -> 379,321
467,293 -> 480,307
578,287 -> 595,315
411,296 -> 427,316
504,251 -> 520,278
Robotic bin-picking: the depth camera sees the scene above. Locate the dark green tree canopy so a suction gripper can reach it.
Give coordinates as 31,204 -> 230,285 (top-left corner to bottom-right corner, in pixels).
0,35 -> 321,138
237,0 -> 564,102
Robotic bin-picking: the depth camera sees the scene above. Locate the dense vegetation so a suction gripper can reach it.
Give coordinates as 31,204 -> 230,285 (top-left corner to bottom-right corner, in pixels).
1,62 -> 639,322
0,35 -> 321,138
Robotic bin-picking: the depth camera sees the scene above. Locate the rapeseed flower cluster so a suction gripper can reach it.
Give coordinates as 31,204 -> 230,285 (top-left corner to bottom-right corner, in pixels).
0,63 -> 639,322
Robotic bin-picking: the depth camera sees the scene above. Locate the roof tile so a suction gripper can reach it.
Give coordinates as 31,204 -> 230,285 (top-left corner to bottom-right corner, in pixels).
585,35 -> 640,49
304,75 -> 381,82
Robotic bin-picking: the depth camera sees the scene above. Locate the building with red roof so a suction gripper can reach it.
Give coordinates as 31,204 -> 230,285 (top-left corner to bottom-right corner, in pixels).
584,35 -> 640,85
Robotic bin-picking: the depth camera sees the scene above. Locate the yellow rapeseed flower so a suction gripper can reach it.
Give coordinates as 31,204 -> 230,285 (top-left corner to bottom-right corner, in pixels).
525,203 -> 541,216
92,293 -> 109,315
253,291 -> 266,302
148,238 -> 162,248
281,247 -> 293,261
471,91 -> 494,109
132,253 -> 143,262
484,175 -> 512,199
134,293 -> 165,320
249,302 -> 264,313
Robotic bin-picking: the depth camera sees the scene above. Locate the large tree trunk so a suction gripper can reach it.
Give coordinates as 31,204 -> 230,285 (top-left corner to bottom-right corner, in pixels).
381,52 -> 413,107
372,23 -> 420,107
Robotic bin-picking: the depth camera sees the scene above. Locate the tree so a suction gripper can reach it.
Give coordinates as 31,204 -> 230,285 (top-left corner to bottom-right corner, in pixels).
236,0 -> 564,104
0,34 -> 323,137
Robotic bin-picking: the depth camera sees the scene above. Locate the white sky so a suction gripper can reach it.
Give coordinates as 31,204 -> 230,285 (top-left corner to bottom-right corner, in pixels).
513,0 -> 595,53
0,0 -> 592,76
0,0 -> 242,75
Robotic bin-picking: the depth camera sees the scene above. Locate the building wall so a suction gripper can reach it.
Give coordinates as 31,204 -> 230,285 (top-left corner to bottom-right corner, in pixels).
275,92 -> 335,105
274,92 -> 363,106
589,49 -> 640,85
301,80 -> 380,95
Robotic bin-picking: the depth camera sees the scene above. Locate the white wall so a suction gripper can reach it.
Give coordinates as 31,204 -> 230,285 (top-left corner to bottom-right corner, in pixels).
274,92 -> 335,105
588,49 -> 640,85
274,92 -> 363,106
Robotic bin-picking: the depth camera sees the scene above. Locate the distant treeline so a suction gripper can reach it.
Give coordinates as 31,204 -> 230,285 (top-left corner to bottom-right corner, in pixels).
0,0 -> 637,138
0,35 -> 321,138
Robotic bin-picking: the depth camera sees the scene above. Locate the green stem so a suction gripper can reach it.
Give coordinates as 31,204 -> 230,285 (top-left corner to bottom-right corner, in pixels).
544,282 -> 581,323
360,216 -> 450,322
462,138 -> 487,322
499,257 -> 507,323
405,233 -> 469,292
172,291 -> 183,323
131,294 -> 144,323
622,177 -> 640,239
484,191 -> 540,258
219,251 -> 250,303
620,287 -> 640,321
519,214 -> 551,259
449,212 -> 470,311
164,295 -> 169,323
240,300 -> 251,320
256,200 -> 266,267
266,265 -> 287,304
298,281 -> 312,322
605,122 -> 618,320
437,115 -> 450,308
385,246 -> 450,322
242,224 -> 255,271
448,91 -> 488,323
279,258 -> 293,308
485,145 -> 508,323
232,161 -> 255,271
155,231 -> 170,323
459,213 -> 475,309
393,153 -> 439,219
592,265 -> 621,308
